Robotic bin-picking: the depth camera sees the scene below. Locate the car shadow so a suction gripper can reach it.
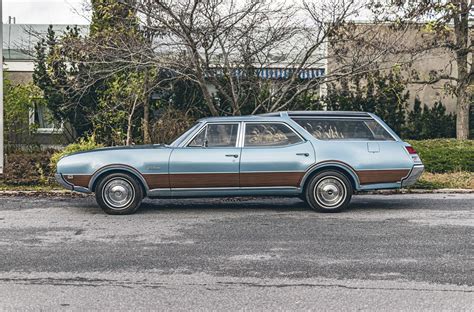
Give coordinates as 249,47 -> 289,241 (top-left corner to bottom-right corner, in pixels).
74,194 -> 429,215
138,197 -> 309,213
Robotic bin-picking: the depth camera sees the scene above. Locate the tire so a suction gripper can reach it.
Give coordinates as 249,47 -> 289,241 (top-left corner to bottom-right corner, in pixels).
95,172 -> 144,215
305,170 -> 353,213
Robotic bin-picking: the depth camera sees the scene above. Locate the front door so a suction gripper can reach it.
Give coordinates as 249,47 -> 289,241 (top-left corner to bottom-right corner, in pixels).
169,122 -> 241,189
239,122 -> 315,188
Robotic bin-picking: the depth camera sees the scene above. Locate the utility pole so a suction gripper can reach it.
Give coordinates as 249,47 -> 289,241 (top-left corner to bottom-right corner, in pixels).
0,0 -> 4,174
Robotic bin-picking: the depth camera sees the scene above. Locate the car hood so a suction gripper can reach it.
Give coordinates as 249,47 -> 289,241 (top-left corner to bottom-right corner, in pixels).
67,144 -> 167,157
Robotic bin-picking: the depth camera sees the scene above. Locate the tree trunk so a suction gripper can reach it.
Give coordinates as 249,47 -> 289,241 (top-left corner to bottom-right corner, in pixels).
456,86 -> 470,140
143,72 -> 151,144
126,96 -> 138,145
454,0 -> 471,139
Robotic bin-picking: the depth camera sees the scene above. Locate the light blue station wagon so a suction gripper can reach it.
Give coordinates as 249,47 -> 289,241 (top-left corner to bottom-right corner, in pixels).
56,111 -> 424,214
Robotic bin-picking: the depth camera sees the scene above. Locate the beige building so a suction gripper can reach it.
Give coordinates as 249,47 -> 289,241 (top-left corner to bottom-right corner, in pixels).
326,23 -> 471,113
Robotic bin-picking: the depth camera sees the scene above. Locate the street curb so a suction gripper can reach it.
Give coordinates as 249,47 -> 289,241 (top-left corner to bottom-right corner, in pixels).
357,188 -> 474,195
0,189 -> 472,197
0,190 -> 91,197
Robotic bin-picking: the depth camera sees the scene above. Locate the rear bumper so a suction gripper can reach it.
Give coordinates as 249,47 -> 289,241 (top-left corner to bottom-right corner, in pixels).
401,165 -> 424,188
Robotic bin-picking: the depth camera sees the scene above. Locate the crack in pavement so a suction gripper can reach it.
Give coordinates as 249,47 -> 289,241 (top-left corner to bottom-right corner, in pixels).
0,277 -> 471,293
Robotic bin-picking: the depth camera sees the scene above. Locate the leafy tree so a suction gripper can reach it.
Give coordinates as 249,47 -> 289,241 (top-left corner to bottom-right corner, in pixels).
3,74 -> 44,148
33,26 -> 97,140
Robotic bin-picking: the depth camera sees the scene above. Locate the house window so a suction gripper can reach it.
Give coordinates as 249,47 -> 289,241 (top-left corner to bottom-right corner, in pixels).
29,103 -> 63,134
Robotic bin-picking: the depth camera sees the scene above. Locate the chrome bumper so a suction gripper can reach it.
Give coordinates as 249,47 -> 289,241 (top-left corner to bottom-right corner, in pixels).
55,173 -> 73,190
402,165 -> 424,188
55,173 -> 91,193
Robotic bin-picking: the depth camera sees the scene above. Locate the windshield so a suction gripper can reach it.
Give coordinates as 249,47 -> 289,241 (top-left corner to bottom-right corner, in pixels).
169,122 -> 202,147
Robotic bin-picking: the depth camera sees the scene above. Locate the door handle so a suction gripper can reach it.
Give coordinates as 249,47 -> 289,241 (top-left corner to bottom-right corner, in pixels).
296,153 -> 309,157
225,154 -> 239,158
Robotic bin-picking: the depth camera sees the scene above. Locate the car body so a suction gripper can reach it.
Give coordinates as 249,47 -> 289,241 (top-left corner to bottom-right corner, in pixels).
56,111 -> 424,214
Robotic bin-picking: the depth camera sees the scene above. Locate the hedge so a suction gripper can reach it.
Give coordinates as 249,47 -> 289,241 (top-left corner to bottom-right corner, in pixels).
408,139 -> 474,173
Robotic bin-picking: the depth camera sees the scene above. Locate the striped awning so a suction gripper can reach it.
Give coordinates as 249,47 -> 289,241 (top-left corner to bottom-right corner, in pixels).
256,68 -> 325,79
209,68 -> 325,80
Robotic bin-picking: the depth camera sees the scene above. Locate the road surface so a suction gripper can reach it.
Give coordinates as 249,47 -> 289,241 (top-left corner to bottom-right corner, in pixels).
0,194 -> 472,310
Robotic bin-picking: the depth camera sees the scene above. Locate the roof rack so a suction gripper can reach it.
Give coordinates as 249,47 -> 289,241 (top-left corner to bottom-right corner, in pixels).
260,111 -> 372,118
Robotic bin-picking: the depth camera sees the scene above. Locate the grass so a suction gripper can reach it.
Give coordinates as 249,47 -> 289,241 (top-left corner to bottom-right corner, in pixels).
0,183 -> 62,191
410,171 -> 474,189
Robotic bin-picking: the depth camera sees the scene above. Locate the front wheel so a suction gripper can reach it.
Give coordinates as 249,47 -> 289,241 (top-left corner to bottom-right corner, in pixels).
305,170 -> 353,213
95,172 -> 144,215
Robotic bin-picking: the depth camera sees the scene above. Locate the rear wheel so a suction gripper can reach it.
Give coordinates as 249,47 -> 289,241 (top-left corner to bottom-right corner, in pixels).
95,172 -> 144,215
305,170 -> 352,213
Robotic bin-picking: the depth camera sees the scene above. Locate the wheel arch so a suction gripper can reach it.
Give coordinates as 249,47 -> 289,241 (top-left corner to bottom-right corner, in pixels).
89,165 -> 149,194
301,162 -> 360,192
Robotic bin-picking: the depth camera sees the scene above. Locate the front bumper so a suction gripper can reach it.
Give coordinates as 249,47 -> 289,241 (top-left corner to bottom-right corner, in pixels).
55,173 -> 73,190
401,165 -> 424,188
55,173 -> 91,193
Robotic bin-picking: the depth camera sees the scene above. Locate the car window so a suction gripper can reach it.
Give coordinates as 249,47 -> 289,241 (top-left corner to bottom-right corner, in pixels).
293,118 -> 395,141
188,123 -> 239,147
244,123 -> 302,147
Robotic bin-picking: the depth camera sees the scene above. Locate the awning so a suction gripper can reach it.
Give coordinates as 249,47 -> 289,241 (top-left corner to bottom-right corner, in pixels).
256,68 -> 325,79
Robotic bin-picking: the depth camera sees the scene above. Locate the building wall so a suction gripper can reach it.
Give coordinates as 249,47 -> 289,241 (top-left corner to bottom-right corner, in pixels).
326,23 -> 470,113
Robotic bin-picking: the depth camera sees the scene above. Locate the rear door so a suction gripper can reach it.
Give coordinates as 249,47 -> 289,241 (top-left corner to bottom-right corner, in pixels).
239,122 -> 315,188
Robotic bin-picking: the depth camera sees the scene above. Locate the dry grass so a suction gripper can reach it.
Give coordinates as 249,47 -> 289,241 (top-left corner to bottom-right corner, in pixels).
413,171 -> 474,189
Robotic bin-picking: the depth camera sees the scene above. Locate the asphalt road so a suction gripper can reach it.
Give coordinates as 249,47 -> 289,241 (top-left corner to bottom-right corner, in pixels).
0,193 -> 472,311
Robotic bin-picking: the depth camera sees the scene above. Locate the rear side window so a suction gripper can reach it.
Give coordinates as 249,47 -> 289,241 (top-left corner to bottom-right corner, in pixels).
244,123 -> 303,147
293,118 -> 394,141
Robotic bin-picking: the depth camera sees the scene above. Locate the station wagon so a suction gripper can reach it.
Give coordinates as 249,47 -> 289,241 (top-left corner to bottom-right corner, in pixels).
56,111 -> 424,214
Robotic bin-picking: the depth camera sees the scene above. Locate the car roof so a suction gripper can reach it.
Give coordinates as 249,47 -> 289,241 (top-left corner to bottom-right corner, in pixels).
198,111 -> 372,122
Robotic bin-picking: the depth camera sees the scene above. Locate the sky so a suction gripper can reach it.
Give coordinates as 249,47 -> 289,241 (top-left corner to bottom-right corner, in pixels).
3,0 -> 91,25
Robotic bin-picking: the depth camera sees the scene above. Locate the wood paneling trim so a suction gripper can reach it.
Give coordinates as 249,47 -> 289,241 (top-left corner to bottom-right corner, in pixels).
357,169 -> 410,185
64,175 -> 91,188
240,172 -> 304,187
170,173 -> 239,188
143,174 -> 170,189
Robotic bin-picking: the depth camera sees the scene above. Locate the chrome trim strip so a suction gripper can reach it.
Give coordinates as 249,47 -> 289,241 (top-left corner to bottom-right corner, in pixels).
300,162 -> 361,189
356,168 -> 412,171
168,170 -> 305,174
88,164 -> 150,192
55,173 -> 73,191
164,186 -> 300,191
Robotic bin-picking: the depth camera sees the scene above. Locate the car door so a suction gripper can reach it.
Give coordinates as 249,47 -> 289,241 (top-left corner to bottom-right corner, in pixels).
169,122 -> 241,189
239,122 -> 315,188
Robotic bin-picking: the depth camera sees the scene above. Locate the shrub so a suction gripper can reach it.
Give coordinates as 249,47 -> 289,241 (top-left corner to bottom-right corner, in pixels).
408,139 -> 474,173
2,150 -> 55,185
150,107 -> 196,144
50,136 -> 103,172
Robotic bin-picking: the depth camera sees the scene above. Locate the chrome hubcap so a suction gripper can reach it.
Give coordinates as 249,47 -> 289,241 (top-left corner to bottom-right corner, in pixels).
103,178 -> 135,210
314,176 -> 346,208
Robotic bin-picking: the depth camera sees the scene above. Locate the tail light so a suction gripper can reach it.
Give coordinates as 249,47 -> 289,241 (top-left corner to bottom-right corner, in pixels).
405,146 -> 421,163
405,146 -> 417,154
